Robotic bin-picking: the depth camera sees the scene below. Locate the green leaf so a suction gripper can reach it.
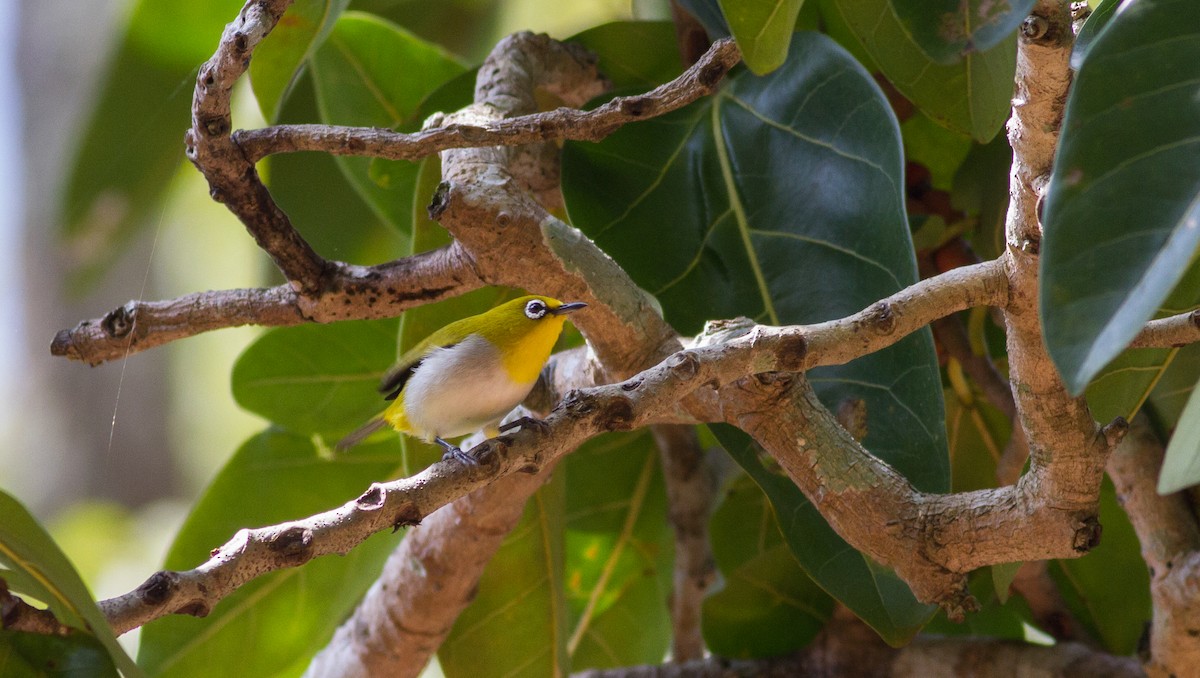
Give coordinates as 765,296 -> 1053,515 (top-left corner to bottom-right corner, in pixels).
891,0 -> 1034,65
570,22 -> 684,88
0,629 -> 117,678
718,0 -> 807,74
62,0 -> 243,281
264,72 -> 401,264
137,429 -> 406,676
1071,0 -> 1123,68
702,473 -> 832,657
232,318 -> 399,439
1050,478 -> 1151,655
563,433 -> 672,670
1149,342 -> 1200,430
250,0 -> 351,122
0,491 -> 140,678
440,467 -> 569,678
1041,0 -> 1200,393
826,0 -> 1015,141
710,426 -> 935,645
1159,374 -> 1200,493
309,12 -> 467,232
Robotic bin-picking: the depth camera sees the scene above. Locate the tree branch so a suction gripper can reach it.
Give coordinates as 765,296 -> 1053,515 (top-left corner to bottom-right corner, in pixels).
1107,417 -> 1200,678
97,256 -> 1007,636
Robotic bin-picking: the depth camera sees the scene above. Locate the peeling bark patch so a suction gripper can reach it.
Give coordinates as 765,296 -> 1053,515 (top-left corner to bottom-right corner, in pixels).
176,602 -> 210,618
356,484 -> 385,510
392,503 -> 423,530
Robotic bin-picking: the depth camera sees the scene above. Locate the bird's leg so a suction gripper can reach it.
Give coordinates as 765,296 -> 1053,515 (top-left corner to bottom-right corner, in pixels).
435,437 -> 478,466
498,416 -> 550,435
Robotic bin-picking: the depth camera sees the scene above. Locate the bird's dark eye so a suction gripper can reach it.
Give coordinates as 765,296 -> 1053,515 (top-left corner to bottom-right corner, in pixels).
524,300 -> 548,319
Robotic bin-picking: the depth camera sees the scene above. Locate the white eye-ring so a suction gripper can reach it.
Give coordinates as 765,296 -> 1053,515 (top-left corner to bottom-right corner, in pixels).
525,300 -> 548,319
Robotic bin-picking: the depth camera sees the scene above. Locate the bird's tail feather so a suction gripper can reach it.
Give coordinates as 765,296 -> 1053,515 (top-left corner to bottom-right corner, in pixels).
336,417 -> 388,452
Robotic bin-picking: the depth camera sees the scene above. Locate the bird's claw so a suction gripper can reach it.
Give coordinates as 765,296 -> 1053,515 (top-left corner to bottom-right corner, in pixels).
498,416 -> 550,435
441,446 -> 478,466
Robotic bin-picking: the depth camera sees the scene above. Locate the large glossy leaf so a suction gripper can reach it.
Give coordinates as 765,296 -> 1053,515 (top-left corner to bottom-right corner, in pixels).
264,72 -> 401,265
563,433 -> 672,670
440,467 -> 569,678
1041,0 -> 1200,394
1050,479 -> 1151,655
62,0 -> 242,281
309,12 -> 466,232
892,0 -> 1034,65
250,0 -> 351,122
702,473 -> 832,657
826,0 -> 1015,141
710,427 -> 936,644
0,630 -> 116,678
718,0 -> 807,74
0,491 -> 139,677
562,30 -> 945,640
231,318 -> 399,439
138,429 -> 406,677
1071,0 -> 1123,68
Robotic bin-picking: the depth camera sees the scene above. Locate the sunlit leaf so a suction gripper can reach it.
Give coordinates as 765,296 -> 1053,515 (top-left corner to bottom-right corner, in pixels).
250,0 -> 351,122
1041,0 -> 1200,393
309,12 -> 466,232
231,319 -> 399,439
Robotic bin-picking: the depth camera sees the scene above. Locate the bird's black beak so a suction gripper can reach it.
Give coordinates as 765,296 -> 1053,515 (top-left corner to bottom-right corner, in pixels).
551,301 -> 587,315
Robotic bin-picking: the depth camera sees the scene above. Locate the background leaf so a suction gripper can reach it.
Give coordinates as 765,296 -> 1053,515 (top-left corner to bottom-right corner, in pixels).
309,12 -> 466,233
1041,0 -> 1200,393
137,430 -> 406,677
891,0 -> 1034,65
61,0 -> 244,282
1072,0 -> 1123,68
826,0 -> 1015,141
0,491 -> 140,677
250,0 -> 351,122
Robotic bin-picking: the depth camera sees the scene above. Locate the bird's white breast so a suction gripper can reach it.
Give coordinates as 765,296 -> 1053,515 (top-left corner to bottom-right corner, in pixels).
402,334 -> 535,440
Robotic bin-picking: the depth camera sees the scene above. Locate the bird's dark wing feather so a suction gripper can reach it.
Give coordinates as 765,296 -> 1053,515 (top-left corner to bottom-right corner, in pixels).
378,342 -> 458,400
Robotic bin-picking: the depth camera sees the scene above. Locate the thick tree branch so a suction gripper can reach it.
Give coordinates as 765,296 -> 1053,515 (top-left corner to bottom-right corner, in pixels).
650,425 -> 716,662
1107,418 -> 1200,678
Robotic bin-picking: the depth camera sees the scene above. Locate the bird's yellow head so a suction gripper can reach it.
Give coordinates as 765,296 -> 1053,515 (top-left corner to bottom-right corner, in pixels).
473,295 -> 587,384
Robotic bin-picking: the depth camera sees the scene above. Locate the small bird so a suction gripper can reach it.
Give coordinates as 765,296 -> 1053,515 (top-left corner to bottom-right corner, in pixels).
338,295 -> 587,463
